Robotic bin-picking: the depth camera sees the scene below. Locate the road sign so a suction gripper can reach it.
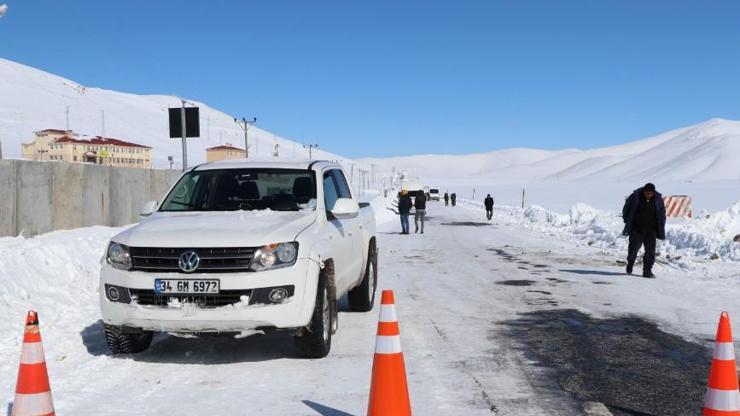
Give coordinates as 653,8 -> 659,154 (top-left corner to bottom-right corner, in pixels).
168,107 -> 200,138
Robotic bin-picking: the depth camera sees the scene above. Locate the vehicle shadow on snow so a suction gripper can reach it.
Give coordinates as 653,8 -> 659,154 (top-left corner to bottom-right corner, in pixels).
80,319 -> 299,363
80,319 -> 109,356
559,269 -> 625,277
302,400 -> 355,416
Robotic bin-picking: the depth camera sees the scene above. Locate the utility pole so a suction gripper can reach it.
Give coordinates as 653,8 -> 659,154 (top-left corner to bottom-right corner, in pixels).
65,106 -> 70,131
303,143 -> 318,160
180,99 -> 188,171
101,109 -> 106,137
234,117 -> 256,158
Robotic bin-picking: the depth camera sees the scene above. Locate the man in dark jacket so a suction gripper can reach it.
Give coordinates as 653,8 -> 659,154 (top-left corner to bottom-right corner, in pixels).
450,193 -> 457,207
414,190 -> 427,234
398,190 -> 413,235
622,183 -> 666,278
484,194 -> 494,220
444,192 -> 449,206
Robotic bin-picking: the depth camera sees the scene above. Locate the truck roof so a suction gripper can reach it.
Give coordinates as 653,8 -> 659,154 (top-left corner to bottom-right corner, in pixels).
193,159 -> 342,171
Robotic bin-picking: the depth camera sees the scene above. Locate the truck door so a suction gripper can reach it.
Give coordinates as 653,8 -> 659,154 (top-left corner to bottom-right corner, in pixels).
331,169 -> 365,288
322,170 -> 357,294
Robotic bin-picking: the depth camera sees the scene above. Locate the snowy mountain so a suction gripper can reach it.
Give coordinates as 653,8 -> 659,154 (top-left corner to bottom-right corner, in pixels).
363,119 -> 740,183
0,58 -> 347,168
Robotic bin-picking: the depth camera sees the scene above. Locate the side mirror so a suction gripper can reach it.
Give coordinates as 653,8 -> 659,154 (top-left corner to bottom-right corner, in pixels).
140,200 -> 158,217
330,198 -> 359,219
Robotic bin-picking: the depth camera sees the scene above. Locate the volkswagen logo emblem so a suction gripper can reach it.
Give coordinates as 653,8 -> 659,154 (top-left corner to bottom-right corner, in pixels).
178,250 -> 200,273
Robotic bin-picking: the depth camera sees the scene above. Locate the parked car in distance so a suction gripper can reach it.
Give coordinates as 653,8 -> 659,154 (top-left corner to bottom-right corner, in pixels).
429,188 -> 440,201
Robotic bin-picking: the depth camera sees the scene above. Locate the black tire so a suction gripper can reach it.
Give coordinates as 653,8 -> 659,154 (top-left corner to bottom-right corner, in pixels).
104,324 -> 153,354
294,277 -> 332,358
348,244 -> 377,312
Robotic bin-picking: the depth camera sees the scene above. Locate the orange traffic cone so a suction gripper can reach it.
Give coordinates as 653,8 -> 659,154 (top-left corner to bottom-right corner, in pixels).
703,311 -> 740,416
367,290 -> 412,416
12,311 -> 55,416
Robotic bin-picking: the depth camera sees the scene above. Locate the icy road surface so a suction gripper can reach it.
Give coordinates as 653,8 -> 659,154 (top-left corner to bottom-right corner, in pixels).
1,202 -> 738,415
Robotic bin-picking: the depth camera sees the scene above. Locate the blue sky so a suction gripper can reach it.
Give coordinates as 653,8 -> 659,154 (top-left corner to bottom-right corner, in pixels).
2,1 -> 740,158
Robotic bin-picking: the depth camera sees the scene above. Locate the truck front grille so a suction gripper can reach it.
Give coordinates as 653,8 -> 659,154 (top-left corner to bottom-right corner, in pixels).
129,289 -> 252,308
130,247 -> 255,273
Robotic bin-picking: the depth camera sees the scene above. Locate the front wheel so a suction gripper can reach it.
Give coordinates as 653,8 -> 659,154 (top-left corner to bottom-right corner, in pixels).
294,277 -> 332,358
348,244 -> 377,312
104,324 -> 153,354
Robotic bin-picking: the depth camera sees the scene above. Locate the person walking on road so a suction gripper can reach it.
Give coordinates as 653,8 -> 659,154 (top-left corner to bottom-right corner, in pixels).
444,192 -> 449,206
450,193 -> 457,207
398,190 -> 413,235
622,183 -> 666,278
414,190 -> 427,234
484,194 -> 494,220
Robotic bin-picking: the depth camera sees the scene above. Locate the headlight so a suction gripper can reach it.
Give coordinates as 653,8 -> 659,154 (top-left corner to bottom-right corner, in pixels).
251,242 -> 299,271
106,242 -> 132,270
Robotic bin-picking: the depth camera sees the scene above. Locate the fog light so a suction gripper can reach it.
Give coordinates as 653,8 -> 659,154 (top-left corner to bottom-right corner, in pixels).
104,284 -> 131,304
268,288 -> 289,303
107,285 -> 120,301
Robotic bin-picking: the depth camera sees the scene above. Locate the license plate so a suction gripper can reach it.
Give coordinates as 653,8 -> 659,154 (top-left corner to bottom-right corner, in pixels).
154,279 -> 220,294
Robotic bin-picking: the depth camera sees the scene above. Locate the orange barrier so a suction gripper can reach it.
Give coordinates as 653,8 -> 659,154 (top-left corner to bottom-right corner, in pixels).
367,290 -> 412,416
703,311 -> 740,416
664,195 -> 693,218
12,311 -> 55,416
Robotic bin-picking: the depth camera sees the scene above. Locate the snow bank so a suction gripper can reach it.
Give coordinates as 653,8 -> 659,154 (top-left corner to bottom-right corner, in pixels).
460,199 -> 740,265
0,226 -> 120,396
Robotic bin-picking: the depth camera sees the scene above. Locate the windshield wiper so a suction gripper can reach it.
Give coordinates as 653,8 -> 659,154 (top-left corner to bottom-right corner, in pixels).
168,200 -> 197,208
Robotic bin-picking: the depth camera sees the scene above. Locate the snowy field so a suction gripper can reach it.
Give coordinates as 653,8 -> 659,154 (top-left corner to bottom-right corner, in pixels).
1,192 -> 738,415
427,178 -> 740,213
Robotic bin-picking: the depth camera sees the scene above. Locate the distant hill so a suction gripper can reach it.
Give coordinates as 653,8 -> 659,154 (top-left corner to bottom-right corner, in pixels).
362,118 -> 740,183
0,58 -> 346,168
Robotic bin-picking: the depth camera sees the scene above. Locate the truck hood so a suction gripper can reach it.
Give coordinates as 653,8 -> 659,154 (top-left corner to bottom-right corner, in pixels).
112,210 -> 317,247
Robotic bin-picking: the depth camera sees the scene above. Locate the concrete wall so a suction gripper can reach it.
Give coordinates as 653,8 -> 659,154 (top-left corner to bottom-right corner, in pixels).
0,160 -> 179,237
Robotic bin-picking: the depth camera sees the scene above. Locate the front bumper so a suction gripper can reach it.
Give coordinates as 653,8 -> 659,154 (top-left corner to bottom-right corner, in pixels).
99,258 -> 320,332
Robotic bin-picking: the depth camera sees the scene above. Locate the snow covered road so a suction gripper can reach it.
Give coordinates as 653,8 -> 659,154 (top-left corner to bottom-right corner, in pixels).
2,200 -> 739,415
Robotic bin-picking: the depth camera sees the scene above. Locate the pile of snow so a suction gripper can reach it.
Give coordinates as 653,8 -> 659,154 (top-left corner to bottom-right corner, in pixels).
460,199 -> 740,266
0,226 -> 121,398
363,118 -> 740,183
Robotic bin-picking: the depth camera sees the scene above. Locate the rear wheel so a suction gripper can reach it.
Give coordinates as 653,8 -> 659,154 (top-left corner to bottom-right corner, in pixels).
104,324 -> 153,354
294,277 -> 332,358
348,244 -> 377,312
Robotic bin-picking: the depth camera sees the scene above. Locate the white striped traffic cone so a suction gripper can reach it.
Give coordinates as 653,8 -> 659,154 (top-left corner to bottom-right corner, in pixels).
703,311 -> 740,416
12,311 -> 55,416
367,290 -> 411,416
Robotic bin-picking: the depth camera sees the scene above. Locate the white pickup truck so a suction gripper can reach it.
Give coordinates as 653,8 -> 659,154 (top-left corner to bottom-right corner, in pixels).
99,160 -> 378,358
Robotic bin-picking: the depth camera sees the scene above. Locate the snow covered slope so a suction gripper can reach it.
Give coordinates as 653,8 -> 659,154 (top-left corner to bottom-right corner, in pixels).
364,119 -> 740,183
0,58 -> 345,167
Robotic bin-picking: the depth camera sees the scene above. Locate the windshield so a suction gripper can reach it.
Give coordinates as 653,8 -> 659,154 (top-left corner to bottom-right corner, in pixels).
430,189 -> 439,193
160,168 -> 317,212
